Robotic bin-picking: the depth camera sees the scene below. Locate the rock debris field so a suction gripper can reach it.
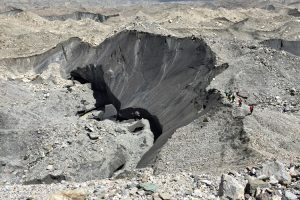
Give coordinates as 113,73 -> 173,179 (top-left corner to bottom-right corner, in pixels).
0,0 -> 300,199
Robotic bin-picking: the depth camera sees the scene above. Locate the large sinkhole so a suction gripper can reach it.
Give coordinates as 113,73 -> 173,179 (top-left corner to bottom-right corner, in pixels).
5,30 -> 224,167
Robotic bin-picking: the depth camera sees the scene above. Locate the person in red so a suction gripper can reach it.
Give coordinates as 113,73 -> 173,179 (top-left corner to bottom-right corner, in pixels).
249,105 -> 254,114
238,98 -> 243,107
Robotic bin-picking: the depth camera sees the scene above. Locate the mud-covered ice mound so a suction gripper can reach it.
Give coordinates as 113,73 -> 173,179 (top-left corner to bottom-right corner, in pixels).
0,30 -> 225,167
0,65 -> 153,184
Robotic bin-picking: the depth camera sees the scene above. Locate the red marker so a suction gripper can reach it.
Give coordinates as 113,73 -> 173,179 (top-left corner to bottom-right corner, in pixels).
238,98 -> 242,107
249,105 -> 254,114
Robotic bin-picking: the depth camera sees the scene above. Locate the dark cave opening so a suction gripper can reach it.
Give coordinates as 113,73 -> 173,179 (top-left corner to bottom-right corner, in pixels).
117,107 -> 162,140
70,64 -> 163,141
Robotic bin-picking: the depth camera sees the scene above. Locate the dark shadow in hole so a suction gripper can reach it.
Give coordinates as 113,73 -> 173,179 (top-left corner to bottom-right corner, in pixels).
132,127 -> 144,133
113,163 -> 125,174
70,64 -> 121,109
117,107 -> 162,140
70,64 -> 163,141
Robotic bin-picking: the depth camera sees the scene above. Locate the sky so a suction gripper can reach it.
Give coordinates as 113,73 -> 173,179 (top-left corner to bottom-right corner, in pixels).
1,0 -> 211,8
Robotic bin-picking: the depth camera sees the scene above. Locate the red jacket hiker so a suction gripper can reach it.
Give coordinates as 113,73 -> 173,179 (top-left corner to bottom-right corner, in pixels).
249,105 -> 254,114
238,98 -> 242,107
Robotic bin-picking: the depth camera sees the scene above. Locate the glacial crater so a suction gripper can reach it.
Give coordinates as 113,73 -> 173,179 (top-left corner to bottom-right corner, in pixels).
1,30 -> 226,166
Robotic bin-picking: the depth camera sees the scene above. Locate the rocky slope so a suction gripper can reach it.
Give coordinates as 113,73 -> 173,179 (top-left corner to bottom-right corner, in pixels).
0,160 -> 300,199
0,65 -> 154,184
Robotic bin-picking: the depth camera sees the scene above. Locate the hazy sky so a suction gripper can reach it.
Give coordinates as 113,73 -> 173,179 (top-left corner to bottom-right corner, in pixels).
1,0 -> 209,6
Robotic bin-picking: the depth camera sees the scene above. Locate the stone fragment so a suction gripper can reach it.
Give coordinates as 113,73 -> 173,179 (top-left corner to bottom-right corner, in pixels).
94,110 -> 104,120
218,174 -> 244,200
294,181 -> 300,190
290,88 -> 296,96
139,182 -> 158,193
203,117 -> 210,122
81,110 -> 104,120
103,104 -> 117,119
290,166 -> 300,178
271,195 -> 281,200
114,127 -> 126,134
193,189 -> 203,197
269,175 -> 278,185
48,189 -> 86,200
258,160 -> 291,185
46,165 -> 54,171
257,175 -> 269,180
245,177 -> 271,196
274,190 -> 282,197
200,179 -> 212,186
128,120 -> 145,133
137,190 -> 145,195
22,77 -> 31,83
87,132 -> 99,140
63,80 -> 74,88
284,190 -> 297,200
251,168 -> 256,176
129,187 -> 138,195
44,93 -> 50,98
256,191 -> 272,200
152,193 -> 161,200
159,192 -> 172,200
85,124 -> 95,132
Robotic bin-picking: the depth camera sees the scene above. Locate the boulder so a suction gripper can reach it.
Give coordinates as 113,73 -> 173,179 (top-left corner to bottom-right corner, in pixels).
87,132 -> 99,140
293,181 -> 300,190
94,110 -> 104,120
269,175 -> 279,185
289,166 -> 300,178
256,191 -> 272,200
218,174 -> 245,200
284,190 -> 297,200
232,104 -> 251,118
271,195 -> 281,200
245,177 -> 271,197
159,192 -> 172,200
103,104 -> 117,120
48,189 -> 86,200
127,119 -> 150,133
258,161 -> 291,185
139,182 -> 158,193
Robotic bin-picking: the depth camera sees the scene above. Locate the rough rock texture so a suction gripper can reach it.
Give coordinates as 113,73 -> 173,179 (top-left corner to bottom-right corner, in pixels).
0,7 -> 23,16
48,189 -> 86,200
258,160 -> 292,184
155,34 -> 300,175
0,1 -> 300,199
0,65 -> 154,184
0,160 -> 299,200
262,39 -> 300,57
42,11 -> 116,22
218,174 -> 245,200
0,30 -> 225,167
